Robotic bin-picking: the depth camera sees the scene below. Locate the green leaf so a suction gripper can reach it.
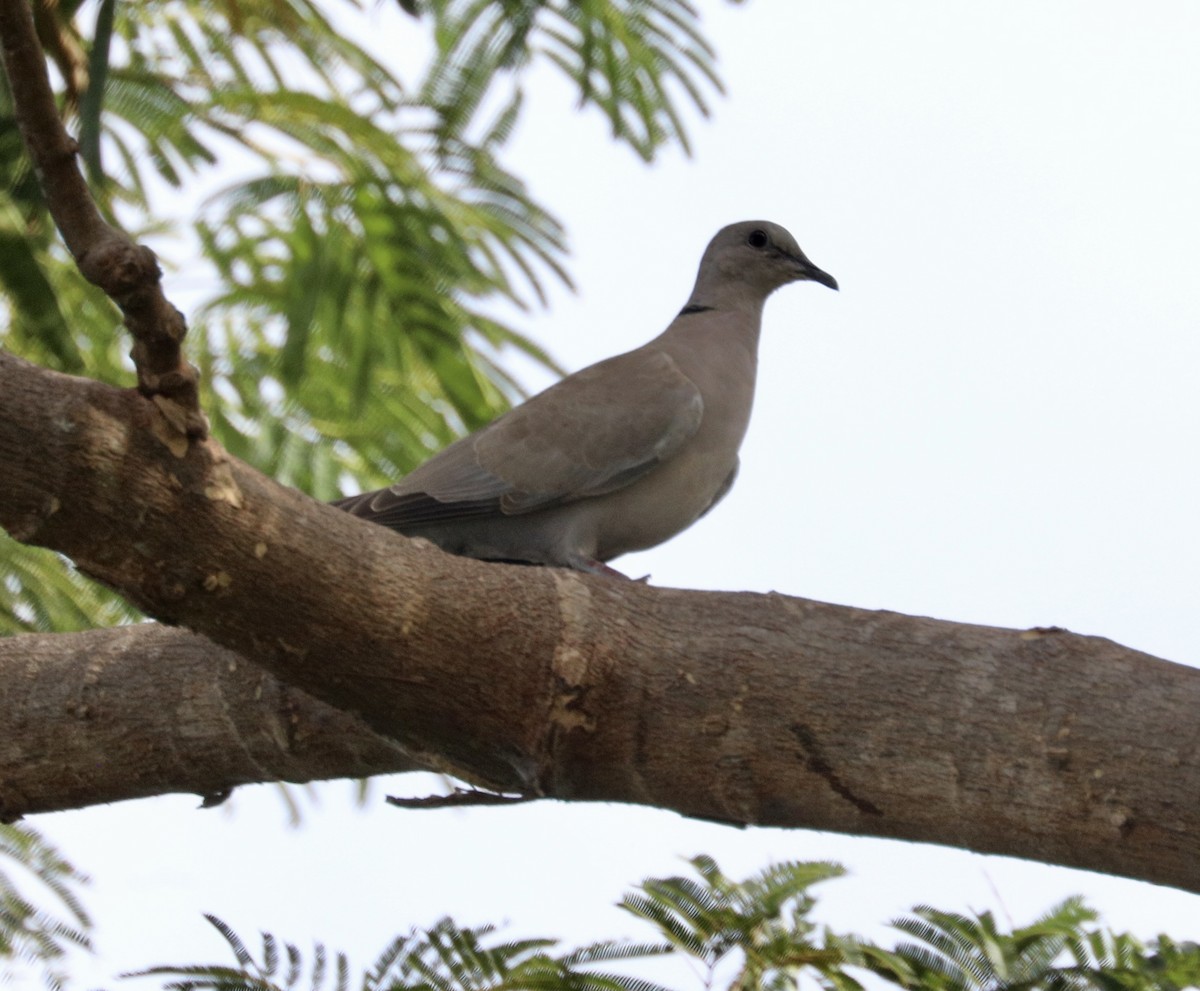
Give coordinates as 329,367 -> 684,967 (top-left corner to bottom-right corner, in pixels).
78,0 -> 117,182
0,824 -> 92,991
0,538 -> 140,635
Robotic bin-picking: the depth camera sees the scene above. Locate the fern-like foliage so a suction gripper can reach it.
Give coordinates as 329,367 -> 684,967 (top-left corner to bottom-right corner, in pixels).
856,898 -> 1104,991
126,914 -> 671,991
0,824 -> 92,991
618,855 -> 849,991
414,0 -> 726,160
1055,929 -> 1200,991
0,538 -> 140,633
26,850 -> 1200,991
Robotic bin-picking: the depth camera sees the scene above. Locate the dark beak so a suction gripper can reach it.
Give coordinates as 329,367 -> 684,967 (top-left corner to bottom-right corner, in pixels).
801,259 -> 838,291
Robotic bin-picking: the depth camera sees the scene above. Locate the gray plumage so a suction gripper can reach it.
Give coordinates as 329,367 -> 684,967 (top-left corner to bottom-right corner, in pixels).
334,220 -> 837,576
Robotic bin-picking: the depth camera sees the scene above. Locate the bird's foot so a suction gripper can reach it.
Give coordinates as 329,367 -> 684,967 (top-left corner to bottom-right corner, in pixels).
572,557 -> 641,581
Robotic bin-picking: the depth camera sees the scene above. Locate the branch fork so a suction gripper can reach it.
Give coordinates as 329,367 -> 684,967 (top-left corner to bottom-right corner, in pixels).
0,0 -> 207,440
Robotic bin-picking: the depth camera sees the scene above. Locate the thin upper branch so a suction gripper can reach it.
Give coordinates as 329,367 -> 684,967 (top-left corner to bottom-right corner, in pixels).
0,0 -> 206,437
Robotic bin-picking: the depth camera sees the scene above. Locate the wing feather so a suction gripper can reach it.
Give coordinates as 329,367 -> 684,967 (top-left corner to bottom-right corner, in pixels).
335,347 -> 703,530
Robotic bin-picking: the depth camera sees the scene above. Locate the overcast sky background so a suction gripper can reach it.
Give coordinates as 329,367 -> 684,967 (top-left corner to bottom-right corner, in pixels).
28,1 -> 1200,986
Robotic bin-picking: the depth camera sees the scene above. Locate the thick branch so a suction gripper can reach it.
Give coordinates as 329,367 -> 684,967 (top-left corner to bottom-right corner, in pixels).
0,624 -> 425,819
0,0 -> 205,436
2,351 -> 1199,894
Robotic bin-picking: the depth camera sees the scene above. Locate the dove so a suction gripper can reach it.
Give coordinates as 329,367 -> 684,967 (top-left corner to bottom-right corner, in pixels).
334,220 -> 836,577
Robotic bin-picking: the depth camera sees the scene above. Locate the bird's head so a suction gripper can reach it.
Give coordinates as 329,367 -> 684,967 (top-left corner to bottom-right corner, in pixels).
692,220 -> 838,308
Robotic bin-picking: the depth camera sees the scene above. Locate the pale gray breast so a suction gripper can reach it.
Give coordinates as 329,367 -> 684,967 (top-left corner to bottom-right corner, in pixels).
583,314 -> 762,559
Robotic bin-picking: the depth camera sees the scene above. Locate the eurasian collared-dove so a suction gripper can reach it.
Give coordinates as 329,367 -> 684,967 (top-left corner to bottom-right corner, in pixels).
334,220 -> 836,577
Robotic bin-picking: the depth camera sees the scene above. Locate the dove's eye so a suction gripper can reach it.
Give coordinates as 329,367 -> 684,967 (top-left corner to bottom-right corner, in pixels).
747,229 -> 769,249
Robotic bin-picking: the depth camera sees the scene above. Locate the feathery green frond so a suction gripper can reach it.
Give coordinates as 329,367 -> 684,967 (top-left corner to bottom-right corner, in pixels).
0,825 -> 92,991
129,915 -> 666,991
417,0 -> 723,161
55,851 -> 1200,991
871,898 -> 1104,991
1054,928 -> 1200,991
126,914 -> 351,990
78,0 -> 117,182
619,856 -> 848,991
0,538 -> 141,635
0,224 -> 83,373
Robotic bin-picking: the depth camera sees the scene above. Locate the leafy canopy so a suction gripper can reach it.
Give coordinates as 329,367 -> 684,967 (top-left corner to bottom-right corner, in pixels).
0,0 -> 728,633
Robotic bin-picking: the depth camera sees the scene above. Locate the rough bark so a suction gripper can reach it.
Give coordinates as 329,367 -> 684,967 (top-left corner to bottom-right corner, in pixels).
0,624 -> 423,818
2,351 -> 1199,895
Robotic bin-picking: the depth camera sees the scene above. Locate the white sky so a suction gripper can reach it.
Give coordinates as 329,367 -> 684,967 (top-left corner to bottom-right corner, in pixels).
28,1 -> 1200,985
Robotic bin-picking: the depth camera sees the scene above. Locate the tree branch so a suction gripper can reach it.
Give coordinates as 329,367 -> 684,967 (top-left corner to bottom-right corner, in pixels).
0,623 -> 426,818
2,351 -> 1199,894
2,0 -> 1197,897
0,0 -> 206,437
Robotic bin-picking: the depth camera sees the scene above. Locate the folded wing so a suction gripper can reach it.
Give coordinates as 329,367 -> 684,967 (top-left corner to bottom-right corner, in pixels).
334,347 -> 704,530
